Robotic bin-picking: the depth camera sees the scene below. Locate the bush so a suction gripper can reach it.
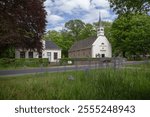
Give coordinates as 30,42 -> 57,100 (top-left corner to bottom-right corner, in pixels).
59,58 -> 112,65
59,58 -> 74,65
0,58 -> 49,69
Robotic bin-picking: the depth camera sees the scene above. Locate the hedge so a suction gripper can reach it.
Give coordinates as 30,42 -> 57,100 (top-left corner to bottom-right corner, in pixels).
59,57 -> 112,65
0,58 -> 49,68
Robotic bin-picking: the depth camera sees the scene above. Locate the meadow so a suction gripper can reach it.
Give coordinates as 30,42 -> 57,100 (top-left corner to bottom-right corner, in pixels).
0,63 -> 150,100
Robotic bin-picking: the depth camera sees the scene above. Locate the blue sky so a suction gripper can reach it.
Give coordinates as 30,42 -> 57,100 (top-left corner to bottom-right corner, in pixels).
44,0 -> 117,31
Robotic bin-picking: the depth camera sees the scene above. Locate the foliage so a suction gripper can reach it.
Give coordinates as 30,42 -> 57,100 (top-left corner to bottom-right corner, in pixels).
0,46 -> 15,58
65,19 -> 85,41
43,30 -> 74,57
79,23 -> 96,40
44,19 -> 112,57
0,0 -> 46,57
111,14 -> 150,57
0,63 -> 150,99
59,58 -> 74,65
108,0 -> 150,15
0,58 -> 48,69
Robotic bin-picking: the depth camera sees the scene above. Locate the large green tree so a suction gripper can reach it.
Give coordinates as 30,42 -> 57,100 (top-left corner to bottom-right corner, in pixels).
111,14 -> 150,58
0,0 -> 46,58
79,23 -> 96,40
108,0 -> 150,15
65,19 -> 85,41
43,30 -> 74,57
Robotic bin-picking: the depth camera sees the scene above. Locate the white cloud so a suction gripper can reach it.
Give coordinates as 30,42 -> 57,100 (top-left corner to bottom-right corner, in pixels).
50,26 -> 64,31
82,8 -> 112,24
91,0 -> 110,9
44,0 -> 115,31
45,0 -> 91,14
46,14 -> 64,25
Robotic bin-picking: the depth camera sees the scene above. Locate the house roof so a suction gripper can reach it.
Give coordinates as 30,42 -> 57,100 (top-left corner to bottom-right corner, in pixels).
45,40 -> 61,50
69,36 -> 97,52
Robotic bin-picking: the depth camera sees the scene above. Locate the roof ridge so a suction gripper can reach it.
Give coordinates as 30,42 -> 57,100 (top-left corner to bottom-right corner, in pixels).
45,40 -> 61,50
69,36 -> 97,52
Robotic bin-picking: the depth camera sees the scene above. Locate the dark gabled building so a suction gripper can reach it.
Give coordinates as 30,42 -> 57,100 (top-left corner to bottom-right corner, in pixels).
68,36 -> 97,58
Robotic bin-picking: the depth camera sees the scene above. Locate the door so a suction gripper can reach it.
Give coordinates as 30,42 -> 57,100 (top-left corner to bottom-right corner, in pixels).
102,54 -> 105,58
47,52 -> 51,62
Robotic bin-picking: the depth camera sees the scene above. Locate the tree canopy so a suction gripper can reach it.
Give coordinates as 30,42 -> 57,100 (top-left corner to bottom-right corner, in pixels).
65,19 -> 85,41
108,0 -> 150,15
111,14 -> 150,57
0,0 -> 46,57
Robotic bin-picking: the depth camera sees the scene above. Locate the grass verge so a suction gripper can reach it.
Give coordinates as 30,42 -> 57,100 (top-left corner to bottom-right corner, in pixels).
0,64 -> 150,100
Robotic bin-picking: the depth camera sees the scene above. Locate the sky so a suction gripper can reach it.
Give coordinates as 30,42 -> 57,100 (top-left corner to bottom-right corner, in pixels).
44,0 -> 117,31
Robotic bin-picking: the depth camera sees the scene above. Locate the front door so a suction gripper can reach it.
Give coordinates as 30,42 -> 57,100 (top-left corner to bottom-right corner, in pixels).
47,52 -> 51,62
102,54 -> 105,58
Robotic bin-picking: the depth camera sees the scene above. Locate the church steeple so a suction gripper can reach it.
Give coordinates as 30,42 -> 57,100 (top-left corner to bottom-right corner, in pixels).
97,12 -> 104,37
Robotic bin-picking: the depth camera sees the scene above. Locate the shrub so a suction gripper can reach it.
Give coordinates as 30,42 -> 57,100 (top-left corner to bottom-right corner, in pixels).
59,58 -> 74,65
0,58 -> 49,69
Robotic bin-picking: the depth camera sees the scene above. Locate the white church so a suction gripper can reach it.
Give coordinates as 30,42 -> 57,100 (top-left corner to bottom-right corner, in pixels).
69,15 -> 112,58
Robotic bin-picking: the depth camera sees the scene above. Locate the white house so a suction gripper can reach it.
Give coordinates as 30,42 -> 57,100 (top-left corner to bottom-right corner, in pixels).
15,40 -> 61,62
69,16 -> 112,58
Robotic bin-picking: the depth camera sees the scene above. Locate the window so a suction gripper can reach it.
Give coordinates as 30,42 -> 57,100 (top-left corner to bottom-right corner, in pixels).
47,52 -> 51,56
29,52 -> 33,58
20,52 -> 25,58
54,52 -> 58,60
39,52 -> 42,58
101,43 -> 104,45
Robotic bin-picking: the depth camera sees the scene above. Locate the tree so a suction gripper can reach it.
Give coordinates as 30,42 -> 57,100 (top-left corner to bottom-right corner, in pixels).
43,29 -> 74,57
60,29 -> 74,57
65,19 -> 85,41
108,0 -> 150,15
79,23 -> 96,40
44,30 -> 62,45
111,14 -> 150,58
0,0 -> 46,58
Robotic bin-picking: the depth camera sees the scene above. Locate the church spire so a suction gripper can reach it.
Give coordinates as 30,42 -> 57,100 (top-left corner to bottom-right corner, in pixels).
98,11 -> 101,27
97,11 -> 104,37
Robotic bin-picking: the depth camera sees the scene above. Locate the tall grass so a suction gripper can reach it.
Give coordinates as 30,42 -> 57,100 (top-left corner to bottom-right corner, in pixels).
0,64 -> 150,100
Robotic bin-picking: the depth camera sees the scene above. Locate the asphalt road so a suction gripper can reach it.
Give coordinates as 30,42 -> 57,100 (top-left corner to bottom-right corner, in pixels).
0,61 -> 147,76
0,65 -> 97,76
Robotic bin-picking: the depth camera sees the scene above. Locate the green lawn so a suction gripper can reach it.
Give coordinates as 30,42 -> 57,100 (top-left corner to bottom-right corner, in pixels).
0,63 -> 150,100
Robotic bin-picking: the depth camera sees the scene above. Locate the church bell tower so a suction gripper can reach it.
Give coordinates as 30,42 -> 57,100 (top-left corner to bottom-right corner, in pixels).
97,12 -> 104,37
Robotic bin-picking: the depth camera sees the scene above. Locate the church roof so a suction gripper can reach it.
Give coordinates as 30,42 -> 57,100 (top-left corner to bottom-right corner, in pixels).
69,36 -> 97,52
45,40 -> 61,50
